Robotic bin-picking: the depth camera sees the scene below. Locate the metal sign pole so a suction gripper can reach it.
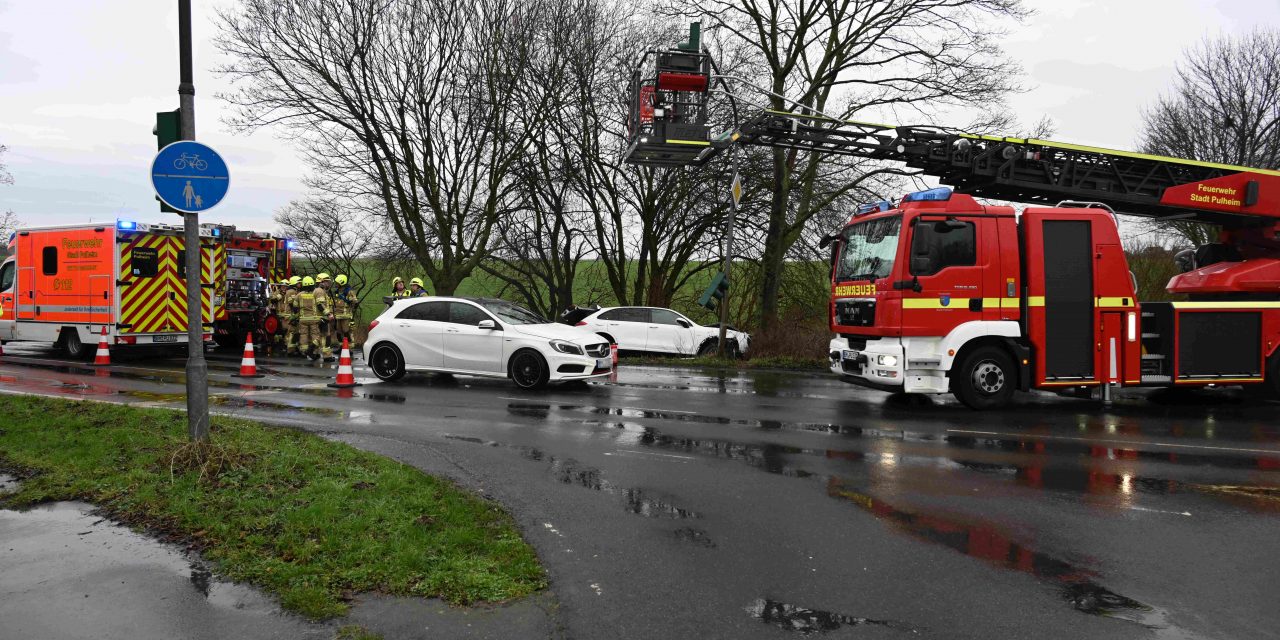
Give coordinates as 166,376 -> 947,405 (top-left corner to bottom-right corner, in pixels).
717,151 -> 740,358
178,0 -> 209,441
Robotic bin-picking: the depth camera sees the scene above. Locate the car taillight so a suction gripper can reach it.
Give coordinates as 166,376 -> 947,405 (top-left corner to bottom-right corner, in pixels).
368,320 -> 379,331
575,321 -> 587,326
115,336 -> 136,345
203,333 -> 212,341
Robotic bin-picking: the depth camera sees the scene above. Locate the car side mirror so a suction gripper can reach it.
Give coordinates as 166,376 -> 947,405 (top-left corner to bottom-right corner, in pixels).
676,319 -> 691,328
478,319 -> 496,330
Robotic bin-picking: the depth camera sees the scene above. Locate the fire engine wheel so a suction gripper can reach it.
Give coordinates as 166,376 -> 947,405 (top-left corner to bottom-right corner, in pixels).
59,329 -> 90,361
952,346 -> 1015,410
369,343 -> 406,382
509,349 -> 549,390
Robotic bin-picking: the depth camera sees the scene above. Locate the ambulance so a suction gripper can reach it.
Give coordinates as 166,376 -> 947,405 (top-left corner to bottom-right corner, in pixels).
0,220 -> 224,358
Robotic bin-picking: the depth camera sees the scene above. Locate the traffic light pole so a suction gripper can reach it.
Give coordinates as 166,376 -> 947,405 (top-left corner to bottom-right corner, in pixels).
717,150 -> 739,358
178,0 -> 210,442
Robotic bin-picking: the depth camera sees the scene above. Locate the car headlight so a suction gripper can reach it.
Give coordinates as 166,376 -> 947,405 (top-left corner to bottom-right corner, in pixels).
550,339 -> 584,355
877,354 -> 898,367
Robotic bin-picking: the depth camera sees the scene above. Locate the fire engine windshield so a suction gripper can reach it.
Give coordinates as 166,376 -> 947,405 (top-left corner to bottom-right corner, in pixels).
836,215 -> 901,282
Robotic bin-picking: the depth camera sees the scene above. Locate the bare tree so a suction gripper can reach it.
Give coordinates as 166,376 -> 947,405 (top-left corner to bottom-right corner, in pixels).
1138,29 -> 1280,247
690,0 -> 1027,330
0,145 -> 17,250
216,0 -> 561,295
274,197 -> 411,306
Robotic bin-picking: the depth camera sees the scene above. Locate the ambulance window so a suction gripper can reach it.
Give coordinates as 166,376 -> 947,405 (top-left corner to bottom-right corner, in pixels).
0,261 -> 13,291
910,219 -> 976,276
131,247 -> 159,278
176,250 -> 187,280
42,247 -> 58,275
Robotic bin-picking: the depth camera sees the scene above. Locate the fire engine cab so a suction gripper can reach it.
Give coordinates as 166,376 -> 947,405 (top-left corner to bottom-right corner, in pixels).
0,220 -> 222,358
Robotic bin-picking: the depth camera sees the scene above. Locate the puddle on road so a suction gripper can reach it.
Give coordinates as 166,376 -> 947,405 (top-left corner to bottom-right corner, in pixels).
745,598 -> 901,636
825,477 -> 1176,633
443,436 -> 701,519
947,434 -> 1280,474
0,502 -> 319,638
672,527 -> 716,548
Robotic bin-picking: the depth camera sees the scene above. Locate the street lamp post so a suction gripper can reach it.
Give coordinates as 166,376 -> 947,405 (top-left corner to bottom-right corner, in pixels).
177,0 -> 210,441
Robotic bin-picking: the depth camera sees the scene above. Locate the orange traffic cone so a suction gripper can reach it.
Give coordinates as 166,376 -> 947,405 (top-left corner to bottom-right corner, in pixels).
327,338 -> 361,389
232,333 -> 264,378
91,327 -> 110,366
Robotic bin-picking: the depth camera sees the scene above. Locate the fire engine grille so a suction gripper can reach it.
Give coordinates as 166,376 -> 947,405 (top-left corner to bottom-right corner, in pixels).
585,343 -> 611,358
835,299 -> 876,328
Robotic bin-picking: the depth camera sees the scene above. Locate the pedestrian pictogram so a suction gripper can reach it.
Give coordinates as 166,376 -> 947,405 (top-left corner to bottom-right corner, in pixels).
151,141 -> 229,214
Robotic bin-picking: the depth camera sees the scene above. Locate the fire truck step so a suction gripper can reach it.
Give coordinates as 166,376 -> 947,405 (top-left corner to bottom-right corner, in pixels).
1141,354 -> 1166,360
1141,333 -> 1160,339
1141,374 -> 1172,384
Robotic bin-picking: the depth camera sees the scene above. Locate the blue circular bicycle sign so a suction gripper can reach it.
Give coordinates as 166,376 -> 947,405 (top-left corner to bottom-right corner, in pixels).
151,141 -> 230,213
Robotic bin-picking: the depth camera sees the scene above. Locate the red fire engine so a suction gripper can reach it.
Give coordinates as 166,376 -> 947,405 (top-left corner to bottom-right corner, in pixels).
623,39 -> 1280,409
0,219 -> 222,357
211,228 -> 293,348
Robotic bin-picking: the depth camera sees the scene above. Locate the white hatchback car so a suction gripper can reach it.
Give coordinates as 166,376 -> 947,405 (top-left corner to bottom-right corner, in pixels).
366,297 -> 613,389
575,306 -> 750,357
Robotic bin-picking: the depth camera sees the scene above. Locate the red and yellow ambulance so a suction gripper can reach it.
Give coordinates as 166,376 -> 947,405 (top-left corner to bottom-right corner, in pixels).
0,219 -> 224,357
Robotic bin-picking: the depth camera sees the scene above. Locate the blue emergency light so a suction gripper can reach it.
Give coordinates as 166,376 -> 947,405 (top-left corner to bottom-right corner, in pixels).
855,200 -> 893,215
116,219 -> 137,231
901,187 -> 953,203
286,240 -> 298,250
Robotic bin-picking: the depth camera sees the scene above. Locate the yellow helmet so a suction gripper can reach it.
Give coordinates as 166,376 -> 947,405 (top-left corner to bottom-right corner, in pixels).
335,274 -> 348,285
288,275 -> 301,286
409,277 -> 425,288
302,276 -> 315,287
391,276 -> 403,284
316,273 -> 331,282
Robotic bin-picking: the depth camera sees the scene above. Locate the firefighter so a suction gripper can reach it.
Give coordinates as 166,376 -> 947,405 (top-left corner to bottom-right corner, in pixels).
408,277 -> 429,297
331,274 -> 358,348
316,273 -> 336,350
283,276 -> 302,355
291,276 -> 334,362
390,276 -> 409,299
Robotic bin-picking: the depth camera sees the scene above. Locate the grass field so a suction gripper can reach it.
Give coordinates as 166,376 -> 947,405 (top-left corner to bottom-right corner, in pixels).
0,395 -> 544,619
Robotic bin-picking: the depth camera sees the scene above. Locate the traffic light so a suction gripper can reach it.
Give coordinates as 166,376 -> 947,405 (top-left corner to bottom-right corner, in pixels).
698,271 -> 728,311
153,109 -> 182,213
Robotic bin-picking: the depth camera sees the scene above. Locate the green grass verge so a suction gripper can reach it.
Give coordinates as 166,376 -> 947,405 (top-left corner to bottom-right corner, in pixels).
627,355 -> 828,372
0,395 -> 544,619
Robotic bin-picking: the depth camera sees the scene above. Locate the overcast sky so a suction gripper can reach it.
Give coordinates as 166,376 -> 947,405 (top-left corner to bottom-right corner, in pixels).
1,0 -> 1278,232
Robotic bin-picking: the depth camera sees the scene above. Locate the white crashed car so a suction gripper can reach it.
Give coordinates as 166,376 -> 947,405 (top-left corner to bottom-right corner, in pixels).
366,297 -> 612,389
575,306 -> 750,357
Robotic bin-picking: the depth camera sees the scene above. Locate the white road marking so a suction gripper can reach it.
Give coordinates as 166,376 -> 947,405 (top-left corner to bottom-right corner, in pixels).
1128,506 -> 1192,517
607,449 -> 694,461
496,397 -> 698,415
947,429 -> 1280,457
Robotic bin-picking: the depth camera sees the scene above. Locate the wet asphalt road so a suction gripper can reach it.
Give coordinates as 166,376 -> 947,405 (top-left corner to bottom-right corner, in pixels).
0,342 -> 1278,640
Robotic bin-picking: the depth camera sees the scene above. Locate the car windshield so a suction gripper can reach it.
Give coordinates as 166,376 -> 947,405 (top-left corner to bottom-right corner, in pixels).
836,215 -> 901,282
479,300 -> 547,325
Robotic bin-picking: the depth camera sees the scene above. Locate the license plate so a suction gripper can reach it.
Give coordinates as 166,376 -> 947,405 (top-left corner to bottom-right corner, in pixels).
153,334 -> 179,343
595,358 -> 612,370
842,349 -> 859,361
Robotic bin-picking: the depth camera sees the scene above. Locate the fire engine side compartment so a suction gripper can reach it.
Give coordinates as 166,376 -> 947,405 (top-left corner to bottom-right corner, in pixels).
1022,208 -> 1140,389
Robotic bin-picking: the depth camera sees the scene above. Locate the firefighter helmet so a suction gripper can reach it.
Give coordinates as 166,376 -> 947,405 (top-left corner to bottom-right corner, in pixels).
316,272 -> 331,282
288,276 -> 301,286
335,274 -> 348,285
302,276 -> 315,287
391,276 -> 403,285
410,277 -> 425,288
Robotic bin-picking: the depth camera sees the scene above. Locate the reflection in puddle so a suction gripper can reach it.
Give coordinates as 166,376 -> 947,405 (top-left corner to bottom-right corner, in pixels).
445,439 -> 700,519
825,478 -> 1175,632
745,598 -> 899,636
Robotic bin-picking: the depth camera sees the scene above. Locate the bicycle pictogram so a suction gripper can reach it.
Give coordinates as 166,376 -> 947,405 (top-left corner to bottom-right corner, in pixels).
173,153 -> 208,171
